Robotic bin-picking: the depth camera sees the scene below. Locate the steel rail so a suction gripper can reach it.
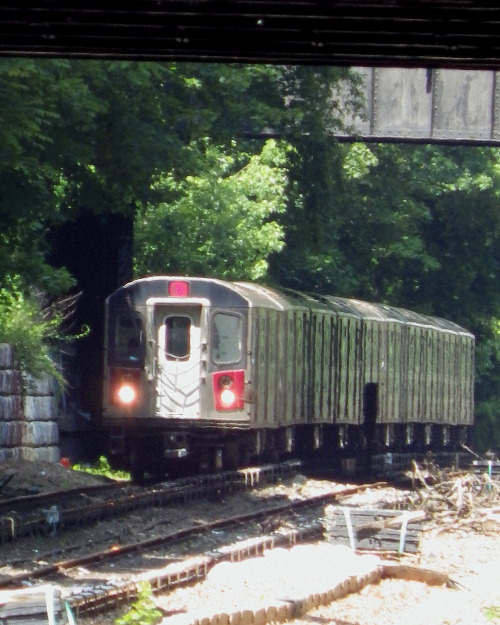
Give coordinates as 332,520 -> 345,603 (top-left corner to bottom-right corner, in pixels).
0,481 -> 126,513
70,482 -> 383,617
0,461 -> 301,544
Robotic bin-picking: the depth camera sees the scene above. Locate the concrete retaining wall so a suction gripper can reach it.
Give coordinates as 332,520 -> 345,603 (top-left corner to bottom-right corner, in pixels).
0,343 -> 60,462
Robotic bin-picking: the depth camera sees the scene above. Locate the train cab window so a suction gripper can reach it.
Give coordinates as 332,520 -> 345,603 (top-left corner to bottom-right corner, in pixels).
211,313 -> 242,363
113,312 -> 145,366
165,316 -> 191,360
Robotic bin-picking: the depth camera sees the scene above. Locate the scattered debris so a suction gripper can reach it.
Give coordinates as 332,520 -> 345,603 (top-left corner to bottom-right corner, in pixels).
324,459 -> 499,556
471,459 -> 500,478
406,460 -> 500,535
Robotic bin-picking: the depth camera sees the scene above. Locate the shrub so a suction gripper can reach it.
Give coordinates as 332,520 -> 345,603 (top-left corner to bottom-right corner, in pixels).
72,456 -> 130,481
0,278 -> 86,384
114,582 -> 162,625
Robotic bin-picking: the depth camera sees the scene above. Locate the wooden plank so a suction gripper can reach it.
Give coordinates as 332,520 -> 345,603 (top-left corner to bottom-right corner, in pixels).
0,586 -> 64,623
324,506 -> 423,553
326,531 -> 420,553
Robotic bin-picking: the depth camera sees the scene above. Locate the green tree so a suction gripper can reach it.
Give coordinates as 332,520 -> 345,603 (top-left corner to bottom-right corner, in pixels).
0,59 -> 362,290
135,139 -> 291,280
0,58 -> 363,381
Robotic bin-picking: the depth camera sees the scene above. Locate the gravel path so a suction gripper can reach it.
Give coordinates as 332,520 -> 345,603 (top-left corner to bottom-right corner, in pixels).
287,531 -> 500,625
150,530 -> 499,625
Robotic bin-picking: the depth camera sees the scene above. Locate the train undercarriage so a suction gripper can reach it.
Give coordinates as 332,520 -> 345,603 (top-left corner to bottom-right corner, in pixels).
105,420 -> 472,482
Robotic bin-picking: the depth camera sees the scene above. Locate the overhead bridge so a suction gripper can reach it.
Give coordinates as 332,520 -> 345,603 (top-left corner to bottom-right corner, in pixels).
1,2 -> 500,70
2,2 -> 500,145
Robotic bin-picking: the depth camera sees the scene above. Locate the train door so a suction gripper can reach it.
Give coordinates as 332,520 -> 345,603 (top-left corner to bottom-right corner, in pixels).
155,305 -> 203,417
363,382 -> 378,473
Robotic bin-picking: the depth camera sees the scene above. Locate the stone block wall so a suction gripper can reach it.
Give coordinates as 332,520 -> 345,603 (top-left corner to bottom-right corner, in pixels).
0,343 -> 60,462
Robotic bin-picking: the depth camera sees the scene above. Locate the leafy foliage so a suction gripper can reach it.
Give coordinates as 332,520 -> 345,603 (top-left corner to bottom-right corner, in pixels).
114,582 -> 162,625
72,455 -> 130,482
135,139 -> 291,280
0,59 -> 362,286
0,281 -> 63,381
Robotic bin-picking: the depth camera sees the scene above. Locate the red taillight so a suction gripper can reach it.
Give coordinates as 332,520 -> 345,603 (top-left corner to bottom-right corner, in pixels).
168,280 -> 190,297
109,368 -> 141,407
213,370 -> 245,411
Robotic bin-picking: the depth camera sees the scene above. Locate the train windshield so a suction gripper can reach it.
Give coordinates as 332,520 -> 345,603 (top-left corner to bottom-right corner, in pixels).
111,312 -> 145,367
211,312 -> 242,363
164,316 -> 191,360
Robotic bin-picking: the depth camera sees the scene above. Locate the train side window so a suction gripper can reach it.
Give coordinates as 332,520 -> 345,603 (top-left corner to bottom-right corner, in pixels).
113,312 -> 145,366
165,316 -> 191,360
211,313 -> 242,363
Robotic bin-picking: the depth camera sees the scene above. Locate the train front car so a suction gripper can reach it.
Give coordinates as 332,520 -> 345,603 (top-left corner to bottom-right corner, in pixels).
103,276 -> 251,480
103,276 -> 476,480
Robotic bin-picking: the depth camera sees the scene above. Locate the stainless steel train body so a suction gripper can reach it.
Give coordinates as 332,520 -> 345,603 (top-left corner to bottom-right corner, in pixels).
102,276 -> 474,477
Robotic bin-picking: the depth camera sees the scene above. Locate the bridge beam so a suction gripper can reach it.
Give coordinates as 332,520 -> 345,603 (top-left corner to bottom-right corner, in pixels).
1,2 -> 500,70
342,67 -> 500,145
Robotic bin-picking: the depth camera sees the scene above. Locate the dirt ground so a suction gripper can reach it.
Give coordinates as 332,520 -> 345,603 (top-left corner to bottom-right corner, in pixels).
0,459 -> 112,496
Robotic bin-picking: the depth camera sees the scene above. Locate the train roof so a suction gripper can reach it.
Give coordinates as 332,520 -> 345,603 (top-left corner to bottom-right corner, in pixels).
108,276 -> 473,338
107,276 -> 251,309
236,282 -> 473,337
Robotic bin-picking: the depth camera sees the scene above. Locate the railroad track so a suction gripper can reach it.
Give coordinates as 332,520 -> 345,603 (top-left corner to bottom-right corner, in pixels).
0,479 -> 386,620
0,461 -> 301,545
0,453 -> 488,624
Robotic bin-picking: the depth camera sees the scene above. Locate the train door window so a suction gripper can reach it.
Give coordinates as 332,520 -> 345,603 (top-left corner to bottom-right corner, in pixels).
164,316 -> 191,360
113,312 -> 145,366
211,313 -> 242,363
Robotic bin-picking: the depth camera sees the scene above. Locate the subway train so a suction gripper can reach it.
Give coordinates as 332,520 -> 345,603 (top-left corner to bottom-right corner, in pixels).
102,276 -> 475,480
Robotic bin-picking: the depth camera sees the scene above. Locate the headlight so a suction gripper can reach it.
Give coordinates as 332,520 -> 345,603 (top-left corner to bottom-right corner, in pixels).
220,388 -> 237,407
108,367 -> 141,407
213,370 -> 245,411
116,383 -> 137,405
